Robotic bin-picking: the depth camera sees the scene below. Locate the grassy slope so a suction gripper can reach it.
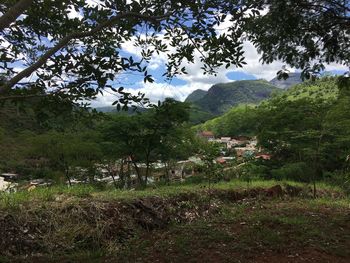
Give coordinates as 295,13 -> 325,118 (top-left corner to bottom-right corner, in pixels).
285,77 -> 338,100
1,180 -> 348,262
120,198 -> 350,263
193,104 -> 256,135
0,179 -> 342,209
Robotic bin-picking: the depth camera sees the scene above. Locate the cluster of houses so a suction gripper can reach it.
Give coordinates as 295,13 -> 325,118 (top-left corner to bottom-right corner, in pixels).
198,131 -> 271,163
0,131 -> 272,192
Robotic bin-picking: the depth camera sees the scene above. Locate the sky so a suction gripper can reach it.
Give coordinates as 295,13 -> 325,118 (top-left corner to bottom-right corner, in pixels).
90,39 -> 347,108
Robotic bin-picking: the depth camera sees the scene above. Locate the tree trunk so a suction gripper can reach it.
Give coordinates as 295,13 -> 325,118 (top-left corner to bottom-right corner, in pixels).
145,162 -> 151,186
118,159 -> 125,189
126,160 -> 131,189
131,160 -> 142,186
164,162 -> 170,183
65,167 -> 71,187
0,12 -> 171,93
110,172 -> 118,189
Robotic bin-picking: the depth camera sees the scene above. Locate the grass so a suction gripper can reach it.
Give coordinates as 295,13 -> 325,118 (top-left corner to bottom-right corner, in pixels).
116,198 -> 350,262
0,179 -> 349,262
0,179 -> 344,209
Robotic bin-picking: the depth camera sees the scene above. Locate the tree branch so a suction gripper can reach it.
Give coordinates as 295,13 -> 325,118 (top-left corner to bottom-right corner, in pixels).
0,11 -> 171,94
0,0 -> 34,31
0,93 -> 51,101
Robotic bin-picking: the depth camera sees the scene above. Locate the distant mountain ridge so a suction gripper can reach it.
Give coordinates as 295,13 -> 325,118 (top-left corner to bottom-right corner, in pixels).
195,77 -> 339,136
185,89 -> 207,103
269,72 -> 303,89
187,80 -> 280,117
95,106 -> 147,114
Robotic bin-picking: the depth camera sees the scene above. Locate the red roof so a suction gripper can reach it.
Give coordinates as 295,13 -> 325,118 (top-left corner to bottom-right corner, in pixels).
216,158 -> 226,164
255,154 -> 271,160
201,131 -> 214,137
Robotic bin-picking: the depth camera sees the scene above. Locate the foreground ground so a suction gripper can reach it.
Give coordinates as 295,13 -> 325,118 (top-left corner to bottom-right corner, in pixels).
0,180 -> 349,262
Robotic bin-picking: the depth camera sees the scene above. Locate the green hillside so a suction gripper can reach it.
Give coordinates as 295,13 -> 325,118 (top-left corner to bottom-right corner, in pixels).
186,80 -> 281,124
284,77 -> 339,100
195,77 -> 339,137
193,104 -> 258,136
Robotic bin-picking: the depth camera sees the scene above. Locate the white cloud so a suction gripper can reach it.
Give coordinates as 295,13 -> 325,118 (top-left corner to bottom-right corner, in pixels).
91,80 -> 211,108
67,5 -> 83,20
92,15 -> 347,107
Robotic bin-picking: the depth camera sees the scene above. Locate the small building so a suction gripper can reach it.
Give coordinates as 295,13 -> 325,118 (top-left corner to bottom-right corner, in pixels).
0,173 -> 19,181
255,154 -> 272,160
235,147 -> 255,158
216,158 -> 227,165
198,131 -> 215,140
220,137 -> 231,143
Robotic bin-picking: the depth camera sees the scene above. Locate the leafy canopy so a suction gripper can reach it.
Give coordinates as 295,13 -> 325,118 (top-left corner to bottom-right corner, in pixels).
0,0 -> 349,106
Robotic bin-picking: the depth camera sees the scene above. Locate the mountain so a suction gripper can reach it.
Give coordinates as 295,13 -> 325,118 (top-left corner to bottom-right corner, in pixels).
185,89 -> 207,103
188,80 -> 280,116
95,106 -> 147,114
195,77 -> 339,136
269,72 -> 303,89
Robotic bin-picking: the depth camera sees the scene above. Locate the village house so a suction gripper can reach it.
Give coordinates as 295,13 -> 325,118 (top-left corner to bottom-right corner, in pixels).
198,131 -> 215,140
255,153 -> 272,160
0,173 -> 18,192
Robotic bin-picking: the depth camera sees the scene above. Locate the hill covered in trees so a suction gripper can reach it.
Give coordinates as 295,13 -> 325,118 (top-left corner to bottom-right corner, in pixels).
195,77 -> 339,137
186,80 -> 281,124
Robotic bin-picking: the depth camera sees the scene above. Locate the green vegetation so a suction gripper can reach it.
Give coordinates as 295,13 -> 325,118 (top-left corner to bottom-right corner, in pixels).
0,179 -> 343,210
187,80 -> 280,124
196,77 -> 350,194
0,180 -> 348,262
188,105 -> 216,125
194,104 -> 258,137
1,1 -> 350,261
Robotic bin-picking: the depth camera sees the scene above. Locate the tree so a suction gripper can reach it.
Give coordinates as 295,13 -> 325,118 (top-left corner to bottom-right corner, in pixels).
1,0 -> 348,104
27,131 -> 102,185
257,96 -> 334,197
196,139 -> 221,206
246,0 -> 350,79
0,0 -> 255,103
101,98 -> 190,187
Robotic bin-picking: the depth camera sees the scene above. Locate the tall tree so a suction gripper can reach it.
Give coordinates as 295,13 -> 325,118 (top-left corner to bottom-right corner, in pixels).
257,96 -> 334,196
1,0 -> 348,104
101,98 -> 190,186
27,131 -> 102,185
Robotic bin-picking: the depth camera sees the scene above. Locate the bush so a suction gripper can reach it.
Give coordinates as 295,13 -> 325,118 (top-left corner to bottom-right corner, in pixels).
271,162 -> 313,182
324,171 -> 350,194
185,174 -> 206,184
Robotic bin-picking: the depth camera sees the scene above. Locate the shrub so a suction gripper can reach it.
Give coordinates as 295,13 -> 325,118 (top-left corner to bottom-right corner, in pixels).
271,162 -> 313,182
324,171 -> 350,194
